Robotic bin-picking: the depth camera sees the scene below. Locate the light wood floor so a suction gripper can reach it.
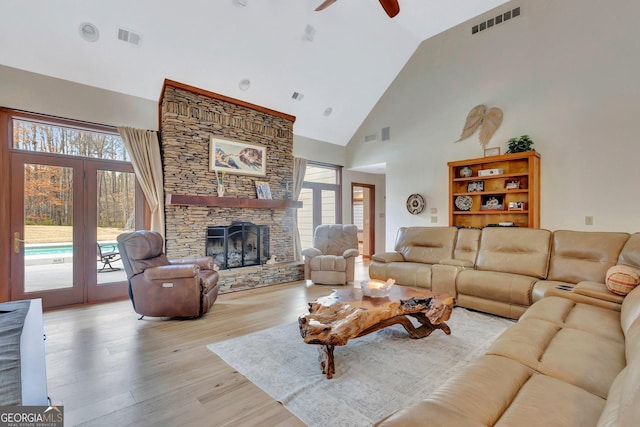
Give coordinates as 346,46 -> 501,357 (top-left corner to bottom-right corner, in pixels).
44,261 -> 370,426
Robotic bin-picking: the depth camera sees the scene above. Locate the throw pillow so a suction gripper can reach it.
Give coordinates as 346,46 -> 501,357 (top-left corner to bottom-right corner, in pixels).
606,265 -> 640,296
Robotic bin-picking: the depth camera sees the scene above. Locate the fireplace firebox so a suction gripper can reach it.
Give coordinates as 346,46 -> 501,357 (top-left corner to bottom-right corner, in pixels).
206,222 -> 270,270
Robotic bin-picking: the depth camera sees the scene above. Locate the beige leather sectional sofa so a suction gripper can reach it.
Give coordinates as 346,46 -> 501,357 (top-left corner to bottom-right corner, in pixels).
370,227 -> 638,319
371,226 -> 640,426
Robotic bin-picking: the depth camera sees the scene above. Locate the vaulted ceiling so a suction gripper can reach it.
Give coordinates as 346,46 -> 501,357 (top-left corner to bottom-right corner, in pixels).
0,0 -> 508,145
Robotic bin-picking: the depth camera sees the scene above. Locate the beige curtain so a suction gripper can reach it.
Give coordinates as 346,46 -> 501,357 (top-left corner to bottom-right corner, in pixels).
117,127 -> 165,239
293,157 -> 307,261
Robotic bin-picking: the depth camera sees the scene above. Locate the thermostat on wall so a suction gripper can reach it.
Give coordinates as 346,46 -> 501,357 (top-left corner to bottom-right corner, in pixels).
478,168 -> 504,177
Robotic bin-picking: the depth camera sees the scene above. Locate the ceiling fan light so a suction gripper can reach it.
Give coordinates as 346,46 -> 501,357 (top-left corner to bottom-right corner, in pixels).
79,22 -> 99,42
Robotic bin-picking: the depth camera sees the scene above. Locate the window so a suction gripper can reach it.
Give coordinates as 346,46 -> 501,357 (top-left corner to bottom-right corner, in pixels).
12,118 -> 129,161
298,162 -> 342,248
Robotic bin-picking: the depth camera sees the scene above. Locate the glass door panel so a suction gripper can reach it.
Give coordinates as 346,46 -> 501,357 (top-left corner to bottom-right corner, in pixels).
321,189 -> 337,224
11,153 -> 84,308
298,188 -> 314,249
23,164 -> 74,292
95,169 -> 135,285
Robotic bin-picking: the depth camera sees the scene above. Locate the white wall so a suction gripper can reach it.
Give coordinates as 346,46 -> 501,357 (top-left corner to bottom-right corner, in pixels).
0,65 -> 157,129
347,0 -> 640,249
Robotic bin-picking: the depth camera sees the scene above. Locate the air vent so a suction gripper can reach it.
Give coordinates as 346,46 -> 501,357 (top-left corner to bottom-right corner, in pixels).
117,27 -> 142,46
291,92 -> 304,101
364,133 -> 378,143
472,6 -> 520,35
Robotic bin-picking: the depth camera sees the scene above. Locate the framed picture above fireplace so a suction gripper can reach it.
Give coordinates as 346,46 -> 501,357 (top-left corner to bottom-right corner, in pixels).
210,136 -> 266,176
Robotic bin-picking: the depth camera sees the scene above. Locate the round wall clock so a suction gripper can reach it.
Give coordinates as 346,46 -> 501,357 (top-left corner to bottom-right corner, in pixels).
406,193 -> 425,215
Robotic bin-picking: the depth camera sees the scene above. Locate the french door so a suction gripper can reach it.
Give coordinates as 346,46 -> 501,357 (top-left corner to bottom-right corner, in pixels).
10,152 -> 138,308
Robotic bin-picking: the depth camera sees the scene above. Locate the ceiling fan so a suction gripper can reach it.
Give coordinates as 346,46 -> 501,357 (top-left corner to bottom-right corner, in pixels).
315,0 -> 400,18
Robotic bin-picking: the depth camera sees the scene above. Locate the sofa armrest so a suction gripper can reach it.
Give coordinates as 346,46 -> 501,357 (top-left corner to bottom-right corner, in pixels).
574,281 -> 624,304
432,264 -> 463,299
439,258 -> 475,268
144,264 -> 199,280
372,252 -> 405,263
343,248 -> 359,258
302,247 -> 322,258
170,256 -> 214,270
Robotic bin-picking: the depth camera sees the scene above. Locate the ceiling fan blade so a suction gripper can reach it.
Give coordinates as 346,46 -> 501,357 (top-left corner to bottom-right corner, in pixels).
315,0 -> 338,12
379,0 -> 400,18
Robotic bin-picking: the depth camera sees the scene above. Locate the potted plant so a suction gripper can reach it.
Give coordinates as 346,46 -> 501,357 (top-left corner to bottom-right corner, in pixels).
506,135 -> 534,154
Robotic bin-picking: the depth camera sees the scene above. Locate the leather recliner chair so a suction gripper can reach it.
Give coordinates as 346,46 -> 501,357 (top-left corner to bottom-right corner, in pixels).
302,224 -> 360,285
117,230 -> 220,318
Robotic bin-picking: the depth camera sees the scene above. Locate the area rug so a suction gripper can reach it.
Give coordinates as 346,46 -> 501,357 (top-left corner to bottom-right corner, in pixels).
207,308 -> 514,426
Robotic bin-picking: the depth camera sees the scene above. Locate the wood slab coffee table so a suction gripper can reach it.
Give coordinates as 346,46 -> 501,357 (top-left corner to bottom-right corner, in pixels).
298,286 -> 455,378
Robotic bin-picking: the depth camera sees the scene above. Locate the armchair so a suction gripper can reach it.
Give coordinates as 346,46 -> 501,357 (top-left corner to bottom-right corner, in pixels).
117,230 -> 220,318
302,224 -> 359,285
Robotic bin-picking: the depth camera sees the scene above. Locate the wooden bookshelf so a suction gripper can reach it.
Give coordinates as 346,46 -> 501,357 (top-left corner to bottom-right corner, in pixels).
448,151 -> 540,228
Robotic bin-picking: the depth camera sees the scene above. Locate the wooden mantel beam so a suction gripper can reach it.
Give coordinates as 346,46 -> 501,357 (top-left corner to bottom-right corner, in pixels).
166,194 -> 302,209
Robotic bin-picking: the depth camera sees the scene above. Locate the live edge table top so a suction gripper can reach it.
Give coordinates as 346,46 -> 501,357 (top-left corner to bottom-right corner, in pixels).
298,285 -> 455,378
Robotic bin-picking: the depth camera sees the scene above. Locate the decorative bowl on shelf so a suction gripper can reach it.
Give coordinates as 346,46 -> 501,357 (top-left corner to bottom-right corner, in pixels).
455,195 -> 473,211
360,279 -> 395,298
459,166 -> 473,178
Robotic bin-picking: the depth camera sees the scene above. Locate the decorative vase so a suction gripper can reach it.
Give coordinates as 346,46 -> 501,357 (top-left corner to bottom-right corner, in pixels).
218,184 -> 225,197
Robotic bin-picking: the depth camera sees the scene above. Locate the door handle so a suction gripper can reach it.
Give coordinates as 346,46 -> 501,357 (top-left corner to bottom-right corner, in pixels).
14,232 -> 25,254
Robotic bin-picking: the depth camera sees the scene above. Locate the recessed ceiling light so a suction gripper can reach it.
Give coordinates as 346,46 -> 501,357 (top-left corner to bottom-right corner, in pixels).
239,79 -> 251,90
323,107 -> 333,117
79,22 -> 99,42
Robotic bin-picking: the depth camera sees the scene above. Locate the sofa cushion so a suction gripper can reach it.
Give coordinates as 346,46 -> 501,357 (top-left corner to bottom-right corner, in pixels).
488,317 -> 625,399
519,296 -> 624,343
386,262 -> 432,288
398,355 -> 533,427
457,270 -> 538,306
548,230 -> 629,284
453,227 -> 481,265
605,265 -> 640,295
394,227 -> 457,265
475,227 -> 552,279
496,374 -> 606,427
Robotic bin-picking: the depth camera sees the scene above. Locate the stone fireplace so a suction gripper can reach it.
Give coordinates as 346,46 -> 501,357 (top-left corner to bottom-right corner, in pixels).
206,222 -> 270,269
159,80 -> 303,292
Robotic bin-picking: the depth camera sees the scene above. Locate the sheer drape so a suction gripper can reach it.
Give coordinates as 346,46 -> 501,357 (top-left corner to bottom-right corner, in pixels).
293,157 -> 307,261
117,127 -> 165,239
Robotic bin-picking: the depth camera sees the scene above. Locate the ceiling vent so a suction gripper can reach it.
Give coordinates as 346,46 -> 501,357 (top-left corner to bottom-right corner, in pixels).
117,27 -> 142,46
291,91 -> 304,101
364,133 -> 378,143
472,6 -> 520,35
